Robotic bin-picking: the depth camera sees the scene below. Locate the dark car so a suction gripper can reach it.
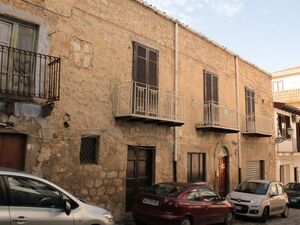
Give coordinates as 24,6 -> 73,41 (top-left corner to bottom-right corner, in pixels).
132,182 -> 234,225
285,182 -> 300,208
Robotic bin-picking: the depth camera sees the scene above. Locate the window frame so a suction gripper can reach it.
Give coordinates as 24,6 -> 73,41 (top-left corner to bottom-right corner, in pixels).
187,152 -> 206,183
132,41 -> 159,87
0,176 -> 8,206
272,80 -> 284,92
80,136 -> 100,165
203,70 -> 219,104
4,175 -> 64,209
0,16 -> 38,51
245,86 -> 256,116
277,114 -> 291,138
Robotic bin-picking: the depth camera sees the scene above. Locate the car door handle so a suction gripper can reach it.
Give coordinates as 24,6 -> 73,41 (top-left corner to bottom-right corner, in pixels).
12,216 -> 29,224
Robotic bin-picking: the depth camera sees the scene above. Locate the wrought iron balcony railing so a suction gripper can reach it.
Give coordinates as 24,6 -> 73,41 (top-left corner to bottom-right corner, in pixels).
0,44 -> 60,102
242,115 -> 273,137
196,101 -> 239,133
114,81 -> 184,126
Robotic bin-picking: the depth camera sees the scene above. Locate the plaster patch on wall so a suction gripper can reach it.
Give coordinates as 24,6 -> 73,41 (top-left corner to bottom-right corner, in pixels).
70,37 -> 94,69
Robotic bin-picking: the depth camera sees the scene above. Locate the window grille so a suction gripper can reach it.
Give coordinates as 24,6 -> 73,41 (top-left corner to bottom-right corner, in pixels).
80,137 -> 99,164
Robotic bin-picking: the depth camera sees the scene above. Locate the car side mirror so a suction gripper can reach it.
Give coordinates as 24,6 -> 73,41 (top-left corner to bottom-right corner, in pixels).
64,200 -> 71,216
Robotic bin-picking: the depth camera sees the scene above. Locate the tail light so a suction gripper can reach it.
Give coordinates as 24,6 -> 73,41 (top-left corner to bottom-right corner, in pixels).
165,199 -> 179,209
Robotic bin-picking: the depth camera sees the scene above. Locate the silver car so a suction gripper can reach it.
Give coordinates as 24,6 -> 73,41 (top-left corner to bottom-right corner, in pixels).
226,180 -> 289,222
0,168 -> 114,225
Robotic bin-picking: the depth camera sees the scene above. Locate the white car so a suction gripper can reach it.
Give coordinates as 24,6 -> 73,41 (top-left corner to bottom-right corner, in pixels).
226,180 -> 289,222
0,168 -> 114,225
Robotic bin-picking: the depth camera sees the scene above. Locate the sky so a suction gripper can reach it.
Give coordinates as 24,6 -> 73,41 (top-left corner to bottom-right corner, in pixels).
144,0 -> 300,73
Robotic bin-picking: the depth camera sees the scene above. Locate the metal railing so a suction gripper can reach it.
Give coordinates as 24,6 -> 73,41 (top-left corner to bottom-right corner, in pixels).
0,44 -> 60,102
242,115 -> 273,135
197,101 -> 238,129
273,88 -> 300,103
114,81 -> 184,122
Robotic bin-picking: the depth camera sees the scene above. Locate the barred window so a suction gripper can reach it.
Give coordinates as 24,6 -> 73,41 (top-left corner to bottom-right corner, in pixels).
80,136 -> 99,164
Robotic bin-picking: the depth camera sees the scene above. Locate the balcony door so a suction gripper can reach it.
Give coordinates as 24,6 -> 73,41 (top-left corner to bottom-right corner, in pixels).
245,87 -> 255,131
132,42 -> 158,116
204,71 -> 218,125
0,18 -> 37,97
296,123 -> 300,152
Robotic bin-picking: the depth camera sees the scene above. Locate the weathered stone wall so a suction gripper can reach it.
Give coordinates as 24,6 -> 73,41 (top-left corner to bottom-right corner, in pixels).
0,0 -> 275,218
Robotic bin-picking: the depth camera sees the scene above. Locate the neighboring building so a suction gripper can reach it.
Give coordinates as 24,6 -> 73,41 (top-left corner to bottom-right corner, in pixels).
274,102 -> 300,184
0,0 -> 275,218
273,66 -> 300,108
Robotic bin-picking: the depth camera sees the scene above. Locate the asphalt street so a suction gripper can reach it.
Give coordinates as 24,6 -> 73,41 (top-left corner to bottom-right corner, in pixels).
117,208 -> 300,225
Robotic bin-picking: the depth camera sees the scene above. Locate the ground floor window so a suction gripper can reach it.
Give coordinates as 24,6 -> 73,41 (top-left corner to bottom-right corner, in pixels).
187,153 -> 206,183
245,160 -> 265,180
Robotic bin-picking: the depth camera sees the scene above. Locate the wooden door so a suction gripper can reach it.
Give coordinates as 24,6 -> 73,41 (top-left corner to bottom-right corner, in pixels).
126,146 -> 154,211
0,133 -> 26,170
296,123 -> 300,152
218,156 -> 228,197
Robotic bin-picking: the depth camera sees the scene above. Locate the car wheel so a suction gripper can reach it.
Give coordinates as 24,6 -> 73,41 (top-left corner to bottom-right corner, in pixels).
281,204 -> 289,218
260,207 -> 269,223
180,218 -> 191,225
224,211 -> 234,225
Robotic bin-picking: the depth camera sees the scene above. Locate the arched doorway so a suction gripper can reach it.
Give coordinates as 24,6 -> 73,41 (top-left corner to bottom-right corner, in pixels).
218,147 -> 229,197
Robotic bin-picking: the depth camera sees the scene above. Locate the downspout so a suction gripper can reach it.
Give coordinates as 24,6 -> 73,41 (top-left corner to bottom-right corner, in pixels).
173,22 -> 179,182
235,56 -> 242,183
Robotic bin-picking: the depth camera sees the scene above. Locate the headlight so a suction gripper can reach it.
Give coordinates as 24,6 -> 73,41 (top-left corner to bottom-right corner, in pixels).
103,214 -> 114,223
250,199 -> 260,204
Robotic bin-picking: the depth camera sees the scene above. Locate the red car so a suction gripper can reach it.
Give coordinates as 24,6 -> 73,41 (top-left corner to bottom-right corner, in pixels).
132,182 -> 234,225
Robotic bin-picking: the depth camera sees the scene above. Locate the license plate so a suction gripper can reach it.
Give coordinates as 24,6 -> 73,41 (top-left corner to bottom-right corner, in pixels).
143,198 -> 159,206
290,198 -> 297,203
235,205 -> 242,210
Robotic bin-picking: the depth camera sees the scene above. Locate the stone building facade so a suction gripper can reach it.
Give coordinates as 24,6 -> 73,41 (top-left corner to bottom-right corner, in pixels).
0,0 -> 275,218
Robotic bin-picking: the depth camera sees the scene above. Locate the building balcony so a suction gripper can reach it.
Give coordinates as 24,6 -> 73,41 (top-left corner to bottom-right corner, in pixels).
196,102 -> 239,133
242,115 -> 272,137
277,138 -> 300,154
0,44 -> 60,102
273,88 -> 300,103
114,81 -> 184,126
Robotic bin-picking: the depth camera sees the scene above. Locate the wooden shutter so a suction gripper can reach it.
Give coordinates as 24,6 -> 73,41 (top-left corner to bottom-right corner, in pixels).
133,42 -> 158,87
212,75 -> 218,103
148,50 -> 158,87
134,44 -> 147,84
204,71 -> 218,103
0,20 -> 12,46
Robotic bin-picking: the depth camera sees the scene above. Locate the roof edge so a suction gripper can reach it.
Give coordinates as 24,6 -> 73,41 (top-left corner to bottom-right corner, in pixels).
133,0 -> 271,77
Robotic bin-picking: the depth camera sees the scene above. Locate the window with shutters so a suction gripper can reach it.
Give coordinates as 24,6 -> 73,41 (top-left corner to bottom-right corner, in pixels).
272,80 -> 284,92
187,153 -> 206,183
245,87 -> 256,130
133,42 -> 158,87
132,42 -> 159,116
203,71 -> 219,124
80,136 -> 99,164
278,114 -> 291,138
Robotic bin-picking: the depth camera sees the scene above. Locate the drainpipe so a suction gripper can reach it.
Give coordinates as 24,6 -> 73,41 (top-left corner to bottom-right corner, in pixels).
235,56 -> 242,184
173,22 -> 179,182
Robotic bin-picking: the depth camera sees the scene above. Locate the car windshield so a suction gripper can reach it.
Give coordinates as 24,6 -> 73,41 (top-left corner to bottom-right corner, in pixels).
144,184 -> 183,196
285,183 -> 300,191
235,182 -> 269,195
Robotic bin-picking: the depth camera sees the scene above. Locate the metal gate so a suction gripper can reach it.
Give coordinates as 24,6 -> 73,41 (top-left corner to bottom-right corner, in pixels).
245,160 -> 265,180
